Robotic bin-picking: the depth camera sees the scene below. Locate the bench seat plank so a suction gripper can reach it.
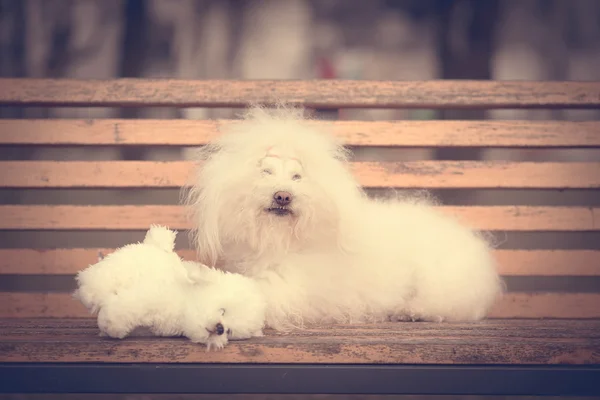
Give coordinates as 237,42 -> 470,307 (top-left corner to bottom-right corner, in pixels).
2,119 -> 600,147
1,79 -> 600,108
0,318 -> 599,365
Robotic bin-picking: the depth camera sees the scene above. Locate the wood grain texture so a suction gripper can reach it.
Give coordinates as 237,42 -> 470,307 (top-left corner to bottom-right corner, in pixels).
2,293 -> 599,319
0,205 -> 597,231
1,249 -> 598,276
0,318 -> 599,364
0,248 -> 197,274
1,79 -> 600,108
3,161 -> 600,189
2,119 -> 600,147
4,317 -> 599,337
494,250 -> 600,276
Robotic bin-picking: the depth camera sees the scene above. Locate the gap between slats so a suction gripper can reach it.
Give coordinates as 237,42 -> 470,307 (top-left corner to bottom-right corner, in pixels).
0,205 -> 597,231
1,79 -> 600,108
2,161 -> 600,189
0,249 -> 598,276
1,292 -> 599,319
2,119 -> 600,147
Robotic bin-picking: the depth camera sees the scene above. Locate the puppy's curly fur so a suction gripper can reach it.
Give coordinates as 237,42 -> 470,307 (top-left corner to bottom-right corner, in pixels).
74,225 -> 266,349
184,106 -> 504,330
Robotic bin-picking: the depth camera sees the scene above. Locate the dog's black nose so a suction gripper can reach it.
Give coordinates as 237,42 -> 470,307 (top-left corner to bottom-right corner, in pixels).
215,323 -> 225,335
274,191 -> 292,206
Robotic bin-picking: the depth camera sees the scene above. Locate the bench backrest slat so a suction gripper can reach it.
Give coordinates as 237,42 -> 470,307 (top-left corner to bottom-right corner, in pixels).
1,79 -> 600,108
1,161 -> 599,188
2,120 -> 600,147
0,249 -> 597,276
1,292 -> 599,319
0,205 -> 598,231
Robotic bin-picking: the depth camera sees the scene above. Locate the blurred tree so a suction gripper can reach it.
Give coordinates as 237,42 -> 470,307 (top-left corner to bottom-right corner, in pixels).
0,0 -> 25,117
434,0 -> 498,164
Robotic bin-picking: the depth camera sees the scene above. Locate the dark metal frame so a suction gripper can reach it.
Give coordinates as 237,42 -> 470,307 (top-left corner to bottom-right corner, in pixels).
1,363 -> 599,396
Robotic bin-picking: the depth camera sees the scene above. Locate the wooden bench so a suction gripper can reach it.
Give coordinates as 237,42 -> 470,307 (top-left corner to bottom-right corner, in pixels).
0,78 -> 599,396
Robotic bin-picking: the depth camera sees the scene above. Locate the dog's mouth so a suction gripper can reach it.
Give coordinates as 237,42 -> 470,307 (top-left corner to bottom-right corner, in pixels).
265,206 -> 293,216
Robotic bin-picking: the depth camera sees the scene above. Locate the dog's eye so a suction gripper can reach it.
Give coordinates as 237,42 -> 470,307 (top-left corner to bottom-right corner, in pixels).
262,168 -> 273,175
292,174 -> 302,181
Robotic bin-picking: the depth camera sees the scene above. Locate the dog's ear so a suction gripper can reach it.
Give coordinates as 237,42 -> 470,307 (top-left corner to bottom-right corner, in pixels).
184,182 -> 223,267
181,149 -> 226,267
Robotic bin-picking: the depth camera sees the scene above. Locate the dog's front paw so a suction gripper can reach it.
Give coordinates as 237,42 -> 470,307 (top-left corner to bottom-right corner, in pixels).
251,329 -> 264,337
390,312 -> 445,323
390,314 -> 419,322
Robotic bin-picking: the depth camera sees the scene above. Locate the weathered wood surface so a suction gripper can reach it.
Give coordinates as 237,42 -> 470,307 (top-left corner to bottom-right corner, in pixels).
3,161 -> 600,189
1,79 -> 600,108
2,119 -> 600,147
2,293 -> 600,319
0,318 -> 598,364
0,249 -> 598,276
0,205 -> 597,231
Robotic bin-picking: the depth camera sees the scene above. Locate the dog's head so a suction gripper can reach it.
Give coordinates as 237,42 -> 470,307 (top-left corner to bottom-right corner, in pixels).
183,105 -> 364,266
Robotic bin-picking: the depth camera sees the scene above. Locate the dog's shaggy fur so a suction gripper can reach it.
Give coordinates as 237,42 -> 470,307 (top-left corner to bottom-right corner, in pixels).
74,225 -> 266,349
184,106 -> 504,330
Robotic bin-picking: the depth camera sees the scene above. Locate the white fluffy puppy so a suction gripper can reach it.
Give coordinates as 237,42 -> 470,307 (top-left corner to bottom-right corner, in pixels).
184,106 -> 504,330
73,225 -> 266,350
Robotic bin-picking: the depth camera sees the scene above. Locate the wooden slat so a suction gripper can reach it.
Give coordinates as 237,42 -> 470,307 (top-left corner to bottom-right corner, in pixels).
4,318 -> 599,338
0,205 -> 597,231
0,318 -> 599,364
0,249 -> 195,274
1,293 -> 599,319
1,249 -> 598,276
1,79 -> 600,108
494,250 -> 600,276
2,161 -> 600,189
2,119 -> 600,147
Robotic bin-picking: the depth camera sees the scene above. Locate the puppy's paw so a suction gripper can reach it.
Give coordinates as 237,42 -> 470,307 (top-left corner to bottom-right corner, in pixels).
97,309 -> 131,339
390,310 -> 424,322
187,331 -> 210,344
205,334 -> 228,352
187,323 -> 228,351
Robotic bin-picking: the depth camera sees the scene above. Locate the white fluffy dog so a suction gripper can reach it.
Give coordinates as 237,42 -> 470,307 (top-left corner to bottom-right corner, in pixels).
73,225 -> 266,350
184,106 -> 504,330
